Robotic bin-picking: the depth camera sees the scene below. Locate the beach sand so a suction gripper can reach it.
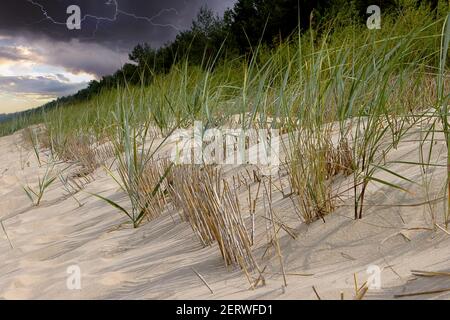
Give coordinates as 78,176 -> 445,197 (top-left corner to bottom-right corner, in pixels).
1,126 -> 449,300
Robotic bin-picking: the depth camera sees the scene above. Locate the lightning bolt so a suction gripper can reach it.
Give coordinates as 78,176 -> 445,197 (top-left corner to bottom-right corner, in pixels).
27,0 -> 68,26
27,0 -> 182,37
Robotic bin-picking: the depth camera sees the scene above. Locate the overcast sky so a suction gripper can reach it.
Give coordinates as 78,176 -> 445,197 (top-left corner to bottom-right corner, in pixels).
0,0 -> 236,113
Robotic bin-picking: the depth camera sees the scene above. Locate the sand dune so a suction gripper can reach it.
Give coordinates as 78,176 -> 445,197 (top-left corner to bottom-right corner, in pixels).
0,127 -> 449,300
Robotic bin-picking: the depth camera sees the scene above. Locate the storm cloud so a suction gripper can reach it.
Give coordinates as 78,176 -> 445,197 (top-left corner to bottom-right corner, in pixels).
0,0 -> 236,77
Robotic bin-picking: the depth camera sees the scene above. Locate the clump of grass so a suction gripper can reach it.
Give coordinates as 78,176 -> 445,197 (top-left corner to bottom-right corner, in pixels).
344,39 -> 427,219
56,134 -> 115,181
23,165 -> 57,206
92,94 -> 175,228
58,170 -> 88,207
134,158 -> 173,223
169,165 -> 259,275
286,123 -> 352,223
21,126 -> 44,166
58,135 -> 99,172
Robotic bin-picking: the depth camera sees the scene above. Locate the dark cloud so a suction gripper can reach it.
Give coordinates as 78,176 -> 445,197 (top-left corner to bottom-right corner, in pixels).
0,0 -> 236,77
0,75 -> 88,97
30,38 -> 129,76
0,0 -> 236,50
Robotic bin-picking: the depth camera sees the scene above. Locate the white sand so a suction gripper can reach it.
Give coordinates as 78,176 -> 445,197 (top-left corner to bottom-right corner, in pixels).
0,126 -> 449,300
